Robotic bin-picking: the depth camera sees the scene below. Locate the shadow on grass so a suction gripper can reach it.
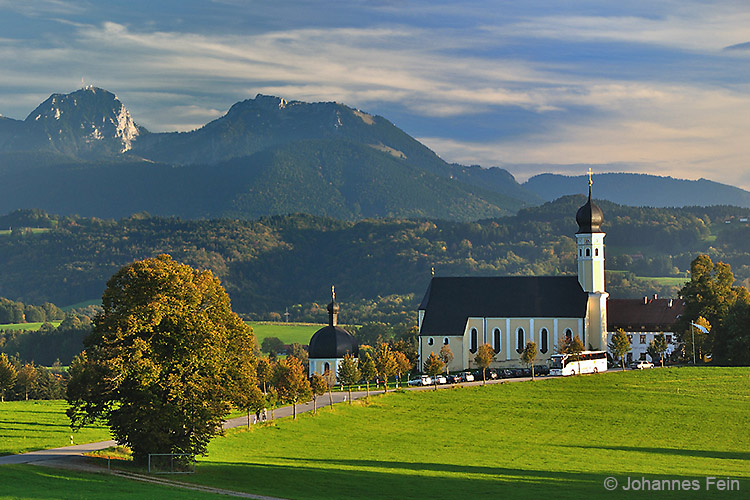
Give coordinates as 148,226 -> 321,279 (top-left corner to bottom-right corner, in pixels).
185,458 -> 740,500
560,444 -> 750,461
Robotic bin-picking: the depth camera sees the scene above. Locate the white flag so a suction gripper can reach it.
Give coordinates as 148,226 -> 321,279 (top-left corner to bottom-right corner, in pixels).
690,322 -> 709,334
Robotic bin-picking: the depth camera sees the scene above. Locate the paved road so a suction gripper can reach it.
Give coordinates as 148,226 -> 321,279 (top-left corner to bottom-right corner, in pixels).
0,375 -> 540,465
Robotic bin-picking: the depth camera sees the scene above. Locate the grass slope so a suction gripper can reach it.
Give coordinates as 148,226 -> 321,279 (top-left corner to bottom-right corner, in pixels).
0,400 -> 111,456
0,321 -> 62,332
186,367 -> 747,499
0,466 -> 226,500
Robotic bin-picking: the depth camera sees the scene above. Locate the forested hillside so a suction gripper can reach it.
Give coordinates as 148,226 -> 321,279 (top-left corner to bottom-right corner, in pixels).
0,198 -> 747,325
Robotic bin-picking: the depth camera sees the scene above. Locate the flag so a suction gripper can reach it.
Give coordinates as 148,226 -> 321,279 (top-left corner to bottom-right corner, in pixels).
690,322 -> 709,334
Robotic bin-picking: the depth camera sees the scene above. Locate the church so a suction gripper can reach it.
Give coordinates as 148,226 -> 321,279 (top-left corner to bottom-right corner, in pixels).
308,287 -> 359,378
417,178 -> 608,372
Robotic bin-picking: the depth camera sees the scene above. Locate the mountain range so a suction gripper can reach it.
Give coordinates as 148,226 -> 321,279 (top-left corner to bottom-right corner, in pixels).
0,87 -> 748,220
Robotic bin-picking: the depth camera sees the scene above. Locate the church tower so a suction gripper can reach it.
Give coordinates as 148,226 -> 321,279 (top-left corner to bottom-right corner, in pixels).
575,170 -> 608,350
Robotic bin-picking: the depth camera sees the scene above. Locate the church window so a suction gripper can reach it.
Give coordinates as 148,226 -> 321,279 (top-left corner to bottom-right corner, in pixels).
428,337 -> 434,346
540,328 -> 548,354
470,328 -> 478,353
579,249 -> 582,256
493,328 -> 501,353
565,329 -> 572,343
627,334 -> 633,344
585,248 -> 590,257
516,328 -> 524,354
443,337 -> 449,345
640,335 -> 646,344
595,248 -> 599,256
324,362 -> 330,373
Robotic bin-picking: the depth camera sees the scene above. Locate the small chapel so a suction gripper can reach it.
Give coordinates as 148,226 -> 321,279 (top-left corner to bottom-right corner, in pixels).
308,287 -> 359,378
417,176 -> 608,372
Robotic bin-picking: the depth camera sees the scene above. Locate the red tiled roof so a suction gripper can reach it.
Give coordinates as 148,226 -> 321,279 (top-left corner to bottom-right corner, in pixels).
607,298 -> 684,332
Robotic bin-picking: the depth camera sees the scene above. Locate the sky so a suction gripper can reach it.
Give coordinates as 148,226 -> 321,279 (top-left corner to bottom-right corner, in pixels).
1,0 -> 749,188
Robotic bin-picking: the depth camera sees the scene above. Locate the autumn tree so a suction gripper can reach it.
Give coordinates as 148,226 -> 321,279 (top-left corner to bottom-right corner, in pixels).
423,352 -> 444,391
474,343 -> 495,384
520,342 -> 538,380
684,316 -> 711,363
273,356 -> 312,419
310,373 -> 328,414
393,351 -> 412,388
608,328 -> 630,371
337,353 -> 360,404
558,335 -> 585,374
438,344 -> 454,375
358,352 -> 377,396
374,343 -> 397,393
0,353 -> 16,402
256,357 -> 274,394
17,363 -> 38,400
649,334 -> 669,367
66,255 -> 257,465
237,385 -> 265,428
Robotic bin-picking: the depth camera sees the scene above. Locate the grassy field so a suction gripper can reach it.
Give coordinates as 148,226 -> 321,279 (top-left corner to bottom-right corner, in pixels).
0,321 -> 63,332
248,322 -> 323,346
0,400 -> 111,456
181,367 -> 748,499
0,465 -> 227,499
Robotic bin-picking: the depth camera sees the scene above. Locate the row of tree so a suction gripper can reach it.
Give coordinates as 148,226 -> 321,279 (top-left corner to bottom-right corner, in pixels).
0,353 -> 67,401
0,297 -> 64,324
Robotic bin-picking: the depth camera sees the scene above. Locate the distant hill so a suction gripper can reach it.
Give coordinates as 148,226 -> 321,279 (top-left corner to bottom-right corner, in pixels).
524,173 -> 750,208
0,89 -> 539,221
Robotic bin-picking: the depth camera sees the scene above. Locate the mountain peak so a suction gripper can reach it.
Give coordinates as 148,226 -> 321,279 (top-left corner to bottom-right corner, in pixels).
24,87 -> 142,155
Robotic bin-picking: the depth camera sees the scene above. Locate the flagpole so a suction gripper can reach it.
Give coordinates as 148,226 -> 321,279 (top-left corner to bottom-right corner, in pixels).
691,323 -> 696,365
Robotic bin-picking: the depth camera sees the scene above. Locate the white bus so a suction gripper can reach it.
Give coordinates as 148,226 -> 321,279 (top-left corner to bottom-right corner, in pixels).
549,351 -> 608,376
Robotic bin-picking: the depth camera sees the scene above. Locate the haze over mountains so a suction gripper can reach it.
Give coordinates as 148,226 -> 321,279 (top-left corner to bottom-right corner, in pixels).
0,87 -> 748,221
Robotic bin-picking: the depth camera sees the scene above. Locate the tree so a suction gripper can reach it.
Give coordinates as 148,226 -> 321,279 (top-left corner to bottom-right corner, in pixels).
288,343 -> 309,371
438,344 -> 454,375
423,352 -> 444,391
713,287 -> 750,365
649,334 -> 669,367
358,352 -> 377,397
266,386 -> 279,420
323,368 -> 336,407
309,373 -> 328,414
261,337 -> 285,355
256,357 -> 274,394
392,351 -> 412,388
273,356 -> 312,419
520,342 -> 538,380
66,254 -> 257,465
609,329 -> 630,371
0,353 -> 16,402
237,385 -> 265,428
337,353 -> 360,404
17,363 -> 38,400
558,335 -> 585,374
474,343 -> 495,384
374,342 -> 397,393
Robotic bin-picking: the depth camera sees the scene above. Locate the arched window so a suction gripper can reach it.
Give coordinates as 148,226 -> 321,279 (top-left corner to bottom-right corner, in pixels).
470,328 -> 478,353
516,327 -> 524,354
579,249 -> 582,256
585,248 -> 590,257
443,337 -> 449,345
540,328 -> 548,354
565,329 -> 573,343
493,328 -> 501,353
428,337 -> 434,346
324,362 -> 330,373
595,248 -> 599,256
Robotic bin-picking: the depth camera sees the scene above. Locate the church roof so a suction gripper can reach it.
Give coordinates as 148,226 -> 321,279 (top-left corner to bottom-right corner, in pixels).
418,276 -> 589,337
309,325 -> 359,359
607,297 -> 684,332
576,188 -> 604,233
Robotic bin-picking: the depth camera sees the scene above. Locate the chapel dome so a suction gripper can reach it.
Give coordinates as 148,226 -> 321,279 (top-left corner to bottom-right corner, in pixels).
308,324 -> 359,359
576,188 -> 604,233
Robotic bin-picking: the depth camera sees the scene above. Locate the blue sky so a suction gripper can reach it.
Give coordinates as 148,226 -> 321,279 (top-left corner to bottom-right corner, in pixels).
1,0 -> 749,188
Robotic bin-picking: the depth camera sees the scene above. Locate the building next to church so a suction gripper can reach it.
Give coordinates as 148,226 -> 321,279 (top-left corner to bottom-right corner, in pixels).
606,296 -> 685,364
308,287 -> 359,378
417,179 -> 608,372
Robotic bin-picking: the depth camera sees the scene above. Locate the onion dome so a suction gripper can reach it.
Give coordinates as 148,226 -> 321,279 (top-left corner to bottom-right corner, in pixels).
576,182 -> 603,234
308,286 -> 359,359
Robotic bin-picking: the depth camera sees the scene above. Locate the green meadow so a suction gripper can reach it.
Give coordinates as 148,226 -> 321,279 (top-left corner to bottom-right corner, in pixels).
248,322 -> 323,346
183,367 -> 748,499
0,321 -> 63,332
0,400 -> 111,456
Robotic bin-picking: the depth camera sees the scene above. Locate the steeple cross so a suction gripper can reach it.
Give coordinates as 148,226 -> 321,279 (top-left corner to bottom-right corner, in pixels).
587,167 -> 594,187
331,285 -> 336,302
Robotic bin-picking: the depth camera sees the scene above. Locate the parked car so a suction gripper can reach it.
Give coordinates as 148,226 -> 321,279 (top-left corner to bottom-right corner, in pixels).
633,361 -> 654,370
435,375 -> 448,385
447,374 -> 461,384
408,375 -> 432,386
459,372 -> 475,382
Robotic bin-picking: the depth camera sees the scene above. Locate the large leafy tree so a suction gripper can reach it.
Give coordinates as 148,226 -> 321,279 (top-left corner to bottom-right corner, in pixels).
713,287 -> 750,365
66,255 -> 257,465
273,356 -> 312,419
